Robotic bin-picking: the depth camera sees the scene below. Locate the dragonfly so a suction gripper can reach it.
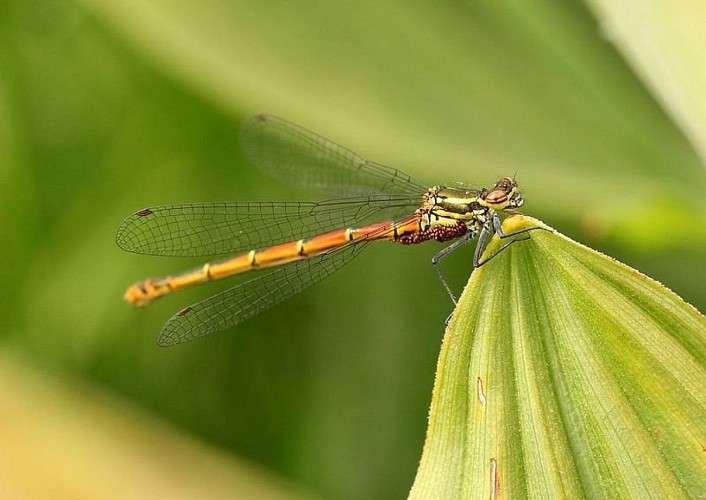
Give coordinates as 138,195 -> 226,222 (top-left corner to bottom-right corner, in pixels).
117,114 -> 533,347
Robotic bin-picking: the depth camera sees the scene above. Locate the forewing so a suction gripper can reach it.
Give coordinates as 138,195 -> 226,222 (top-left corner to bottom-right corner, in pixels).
241,114 -> 427,197
116,195 -> 419,257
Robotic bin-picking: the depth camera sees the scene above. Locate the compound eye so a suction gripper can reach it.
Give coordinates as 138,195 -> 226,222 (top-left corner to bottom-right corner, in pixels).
484,188 -> 508,206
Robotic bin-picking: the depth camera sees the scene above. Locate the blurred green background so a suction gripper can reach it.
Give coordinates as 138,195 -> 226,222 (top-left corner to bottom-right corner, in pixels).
2,0 -> 705,498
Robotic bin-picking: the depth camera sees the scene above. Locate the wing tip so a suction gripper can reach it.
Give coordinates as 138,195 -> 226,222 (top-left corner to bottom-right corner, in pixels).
156,335 -> 176,348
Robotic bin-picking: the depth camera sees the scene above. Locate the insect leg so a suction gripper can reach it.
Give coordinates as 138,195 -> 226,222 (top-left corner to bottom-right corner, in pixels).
475,213 -> 540,267
431,231 -> 476,304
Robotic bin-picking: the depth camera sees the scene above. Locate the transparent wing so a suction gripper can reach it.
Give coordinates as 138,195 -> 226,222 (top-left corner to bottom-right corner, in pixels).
157,237 -> 370,346
116,194 -> 420,257
241,114 -> 427,197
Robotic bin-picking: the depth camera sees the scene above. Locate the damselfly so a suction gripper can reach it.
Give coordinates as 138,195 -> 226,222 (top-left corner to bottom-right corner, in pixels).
117,114 -> 533,346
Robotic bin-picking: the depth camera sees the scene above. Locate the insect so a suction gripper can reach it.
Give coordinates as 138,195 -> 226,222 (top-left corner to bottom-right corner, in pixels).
117,114 -> 533,346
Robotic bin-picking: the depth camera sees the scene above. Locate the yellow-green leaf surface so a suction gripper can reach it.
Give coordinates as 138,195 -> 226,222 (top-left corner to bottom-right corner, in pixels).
411,216 -> 706,498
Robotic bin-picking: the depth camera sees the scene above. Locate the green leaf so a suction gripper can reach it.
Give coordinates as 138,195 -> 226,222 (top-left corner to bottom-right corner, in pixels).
410,215 -> 706,498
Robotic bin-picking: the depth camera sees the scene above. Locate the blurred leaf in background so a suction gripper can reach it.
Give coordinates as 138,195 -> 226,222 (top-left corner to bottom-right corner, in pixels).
0,350 -> 313,499
1,0 -> 704,498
